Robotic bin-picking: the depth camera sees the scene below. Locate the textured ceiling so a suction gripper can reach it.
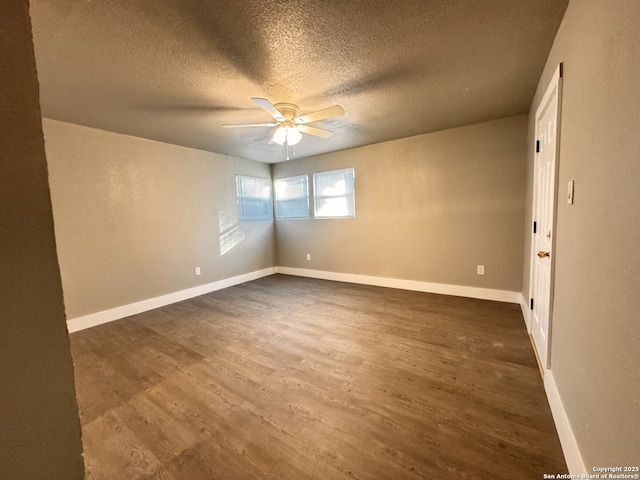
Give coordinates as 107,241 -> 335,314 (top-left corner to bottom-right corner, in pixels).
30,0 -> 569,163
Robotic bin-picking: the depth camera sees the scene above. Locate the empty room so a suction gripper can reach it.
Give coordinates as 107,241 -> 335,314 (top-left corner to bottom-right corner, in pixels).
2,0 -> 639,479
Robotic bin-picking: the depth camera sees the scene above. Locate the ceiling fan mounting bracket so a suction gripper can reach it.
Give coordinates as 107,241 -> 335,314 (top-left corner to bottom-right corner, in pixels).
273,103 -> 299,121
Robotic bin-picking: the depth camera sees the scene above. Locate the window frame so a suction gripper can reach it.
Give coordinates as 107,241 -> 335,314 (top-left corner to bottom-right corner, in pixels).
235,175 -> 273,221
274,174 -> 310,220
312,167 -> 356,219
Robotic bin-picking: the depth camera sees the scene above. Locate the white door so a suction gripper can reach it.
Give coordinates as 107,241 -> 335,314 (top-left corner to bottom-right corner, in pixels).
530,64 -> 562,370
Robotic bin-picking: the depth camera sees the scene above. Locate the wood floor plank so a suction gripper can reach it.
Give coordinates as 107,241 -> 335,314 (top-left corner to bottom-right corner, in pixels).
70,274 -> 567,479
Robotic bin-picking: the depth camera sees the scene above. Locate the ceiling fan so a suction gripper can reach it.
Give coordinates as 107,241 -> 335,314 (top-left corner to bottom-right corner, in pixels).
222,98 -> 344,147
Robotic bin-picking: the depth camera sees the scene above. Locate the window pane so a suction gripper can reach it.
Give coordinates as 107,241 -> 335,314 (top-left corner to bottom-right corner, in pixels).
275,175 -> 309,219
313,168 -> 355,218
236,175 -> 273,220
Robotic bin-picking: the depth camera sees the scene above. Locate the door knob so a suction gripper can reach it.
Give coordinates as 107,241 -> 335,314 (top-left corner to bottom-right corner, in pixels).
538,251 -> 550,258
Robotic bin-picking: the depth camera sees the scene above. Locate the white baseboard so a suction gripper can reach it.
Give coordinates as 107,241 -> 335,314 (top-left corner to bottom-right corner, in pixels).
68,266 -> 521,333
520,292 -> 532,333
66,267 -> 277,333
544,370 -> 586,474
276,267 -> 521,303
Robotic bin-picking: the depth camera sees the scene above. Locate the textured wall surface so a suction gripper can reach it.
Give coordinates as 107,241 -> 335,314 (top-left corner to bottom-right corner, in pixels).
273,115 -> 527,292
44,119 -> 275,319
0,3 -> 84,479
523,0 -> 640,467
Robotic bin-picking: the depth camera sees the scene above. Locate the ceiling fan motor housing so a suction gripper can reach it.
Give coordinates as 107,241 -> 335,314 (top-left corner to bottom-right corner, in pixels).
274,103 -> 299,121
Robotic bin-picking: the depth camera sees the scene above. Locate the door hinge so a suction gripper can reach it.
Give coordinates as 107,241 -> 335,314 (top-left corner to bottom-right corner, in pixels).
535,140 -> 540,153
533,221 -> 537,234
530,298 -> 534,310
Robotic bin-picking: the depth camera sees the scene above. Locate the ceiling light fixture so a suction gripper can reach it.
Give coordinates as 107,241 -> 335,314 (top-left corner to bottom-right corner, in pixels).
271,122 -> 303,146
286,125 -> 303,146
271,125 -> 287,145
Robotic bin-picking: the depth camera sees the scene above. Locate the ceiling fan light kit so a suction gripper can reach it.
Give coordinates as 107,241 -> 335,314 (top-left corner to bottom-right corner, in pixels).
271,122 -> 303,146
222,98 -> 344,158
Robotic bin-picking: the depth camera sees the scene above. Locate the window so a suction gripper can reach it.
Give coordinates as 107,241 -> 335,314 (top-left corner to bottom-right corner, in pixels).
313,168 -> 355,218
275,175 -> 309,219
236,175 -> 273,220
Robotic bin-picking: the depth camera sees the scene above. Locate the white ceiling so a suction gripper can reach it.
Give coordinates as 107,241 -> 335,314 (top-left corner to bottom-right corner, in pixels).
30,0 -> 569,163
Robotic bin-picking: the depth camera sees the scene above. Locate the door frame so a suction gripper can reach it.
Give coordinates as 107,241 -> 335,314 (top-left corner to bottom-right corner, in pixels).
528,63 -> 563,370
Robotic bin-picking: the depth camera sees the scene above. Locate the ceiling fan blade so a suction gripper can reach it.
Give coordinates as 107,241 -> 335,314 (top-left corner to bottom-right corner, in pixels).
251,98 -> 285,121
295,105 -> 344,124
221,122 -> 278,128
297,125 -> 334,139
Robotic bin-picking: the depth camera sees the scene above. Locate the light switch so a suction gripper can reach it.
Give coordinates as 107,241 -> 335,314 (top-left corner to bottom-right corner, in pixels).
567,180 -> 574,204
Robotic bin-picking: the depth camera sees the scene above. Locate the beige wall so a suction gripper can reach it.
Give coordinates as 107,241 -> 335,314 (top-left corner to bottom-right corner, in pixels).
524,0 -> 640,467
44,119 -> 275,319
0,3 -> 84,478
273,116 -> 527,292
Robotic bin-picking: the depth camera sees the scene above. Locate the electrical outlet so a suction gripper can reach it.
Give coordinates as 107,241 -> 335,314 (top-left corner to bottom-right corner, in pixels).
477,265 -> 485,275
306,253 -> 311,261
195,267 -> 201,276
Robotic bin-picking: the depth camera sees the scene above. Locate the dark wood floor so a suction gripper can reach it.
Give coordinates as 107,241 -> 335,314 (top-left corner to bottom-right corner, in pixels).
70,274 -> 567,479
